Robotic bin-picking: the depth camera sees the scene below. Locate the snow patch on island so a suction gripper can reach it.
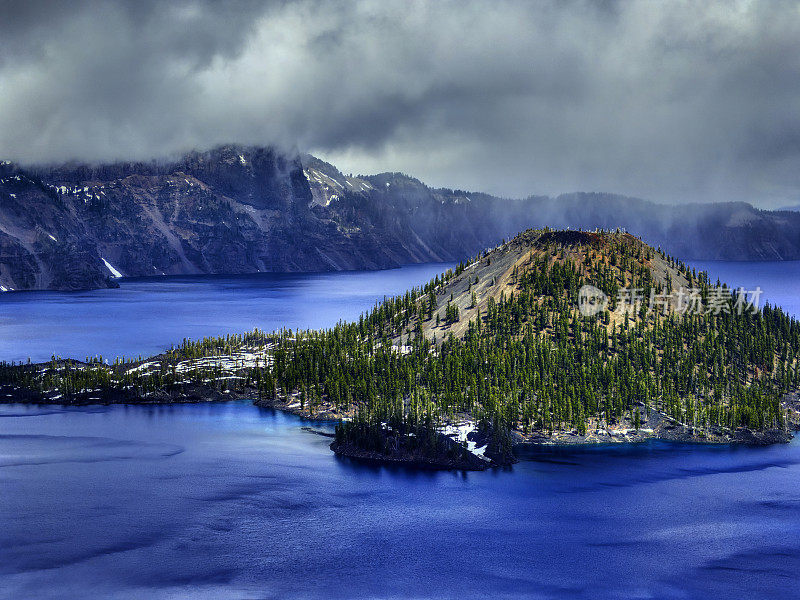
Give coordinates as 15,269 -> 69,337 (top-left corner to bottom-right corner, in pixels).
125,346 -> 272,376
440,421 -> 490,460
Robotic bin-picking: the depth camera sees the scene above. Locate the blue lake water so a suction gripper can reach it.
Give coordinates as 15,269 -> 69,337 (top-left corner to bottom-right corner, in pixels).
2,261 -> 800,599
2,402 -> 800,599
0,264 -> 452,364
691,260 -> 800,318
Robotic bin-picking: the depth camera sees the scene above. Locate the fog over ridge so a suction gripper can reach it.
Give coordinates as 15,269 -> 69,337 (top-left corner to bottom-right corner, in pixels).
1,0 -> 799,207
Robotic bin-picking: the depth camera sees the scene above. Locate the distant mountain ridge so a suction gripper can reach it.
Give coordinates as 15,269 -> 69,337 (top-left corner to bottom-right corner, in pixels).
1,144 -> 800,291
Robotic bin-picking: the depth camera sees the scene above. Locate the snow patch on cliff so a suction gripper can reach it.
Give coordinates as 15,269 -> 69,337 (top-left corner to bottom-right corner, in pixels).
101,258 -> 123,278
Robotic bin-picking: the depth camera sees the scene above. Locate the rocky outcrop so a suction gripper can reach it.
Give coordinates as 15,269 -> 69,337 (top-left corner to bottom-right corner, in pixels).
330,438 -> 494,471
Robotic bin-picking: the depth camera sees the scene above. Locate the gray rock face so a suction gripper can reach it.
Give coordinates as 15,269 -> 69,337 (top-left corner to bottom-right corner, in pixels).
2,145 -> 800,291
0,147 -> 434,290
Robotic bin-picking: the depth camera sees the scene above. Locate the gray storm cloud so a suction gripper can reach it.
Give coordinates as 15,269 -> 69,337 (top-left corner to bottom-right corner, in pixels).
1,0 -> 799,206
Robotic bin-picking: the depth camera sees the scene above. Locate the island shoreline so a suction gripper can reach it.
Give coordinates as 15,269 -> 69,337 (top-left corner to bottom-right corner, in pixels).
3,387 -> 797,472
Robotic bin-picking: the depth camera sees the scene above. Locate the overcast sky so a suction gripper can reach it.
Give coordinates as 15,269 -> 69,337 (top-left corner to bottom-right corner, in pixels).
1,0 -> 799,206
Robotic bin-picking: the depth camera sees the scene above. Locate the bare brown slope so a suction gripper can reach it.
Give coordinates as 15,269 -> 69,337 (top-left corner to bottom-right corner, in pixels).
397,229 -> 692,345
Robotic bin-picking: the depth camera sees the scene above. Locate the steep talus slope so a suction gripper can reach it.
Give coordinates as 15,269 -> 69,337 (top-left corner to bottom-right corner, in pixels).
406,229 -> 691,345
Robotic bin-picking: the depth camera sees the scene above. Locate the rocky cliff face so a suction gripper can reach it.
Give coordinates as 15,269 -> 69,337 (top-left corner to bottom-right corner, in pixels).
0,146 -> 473,291
2,145 -> 800,291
